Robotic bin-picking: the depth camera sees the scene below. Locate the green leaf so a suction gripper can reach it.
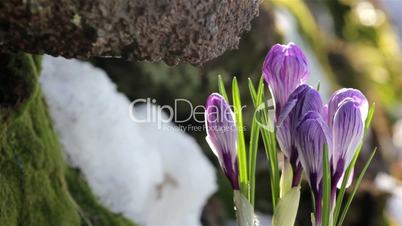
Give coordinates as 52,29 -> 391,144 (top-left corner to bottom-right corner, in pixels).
248,77 -> 263,206
261,92 -> 280,208
257,76 -> 265,104
248,76 -> 268,207
260,127 -> 278,209
248,78 -> 258,106
279,162 -> 293,198
322,146 -> 331,226
232,77 -> 249,198
365,103 -> 375,130
336,148 -> 376,226
272,186 -> 301,226
249,76 -> 265,106
333,144 -> 361,224
249,76 -> 279,208
234,190 -> 255,226
218,75 -> 229,101
248,116 -> 260,206
258,78 -> 279,208
333,165 -> 350,224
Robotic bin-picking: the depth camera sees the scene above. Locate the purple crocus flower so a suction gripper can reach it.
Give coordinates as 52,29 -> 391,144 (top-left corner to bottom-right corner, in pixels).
325,89 -> 368,189
205,93 -> 239,190
263,42 -> 309,119
294,88 -> 368,225
296,111 -> 330,226
277,84 -> 323,186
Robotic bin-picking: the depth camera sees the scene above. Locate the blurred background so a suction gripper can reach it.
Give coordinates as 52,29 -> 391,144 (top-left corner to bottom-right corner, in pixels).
89,0 -> 402,225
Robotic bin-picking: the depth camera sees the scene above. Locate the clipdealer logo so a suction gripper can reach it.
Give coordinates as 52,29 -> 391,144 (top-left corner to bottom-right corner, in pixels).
128,98 -> 275,132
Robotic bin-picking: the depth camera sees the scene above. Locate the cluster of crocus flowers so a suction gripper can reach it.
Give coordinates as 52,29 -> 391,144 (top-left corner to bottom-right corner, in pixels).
295,88 -> 368,226
204,42 -> 372,226
263,43 -> 369,226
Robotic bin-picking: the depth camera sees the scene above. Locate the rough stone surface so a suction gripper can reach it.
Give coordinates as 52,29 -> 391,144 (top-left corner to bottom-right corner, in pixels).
0,0 -> 261,65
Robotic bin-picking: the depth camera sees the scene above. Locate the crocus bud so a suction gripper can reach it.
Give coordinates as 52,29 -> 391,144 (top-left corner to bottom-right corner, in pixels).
295,111 -> 330,226
326,89 -> 368,188
277,84 -> 323,186
205,93 -> 239,190
326,88 -> 369,128
263,42 -> 309,119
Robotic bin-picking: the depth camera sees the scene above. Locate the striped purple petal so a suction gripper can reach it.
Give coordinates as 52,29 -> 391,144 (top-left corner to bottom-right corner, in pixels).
326,88 -> 368,188
205,93 -> 239,189
295,111 -> 329,193
331,100 -> 364,187
295,111 -> 330,226
326,88 -> 368,127
276,84 -> 323,186
263,42 -> 309,119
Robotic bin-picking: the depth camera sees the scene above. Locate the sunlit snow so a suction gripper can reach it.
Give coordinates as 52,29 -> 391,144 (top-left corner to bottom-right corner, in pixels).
40,56 -> 217,226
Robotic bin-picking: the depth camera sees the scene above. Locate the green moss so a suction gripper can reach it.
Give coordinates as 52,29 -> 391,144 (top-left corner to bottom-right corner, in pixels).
0,53 -> 136,226
66,169 -> 136,226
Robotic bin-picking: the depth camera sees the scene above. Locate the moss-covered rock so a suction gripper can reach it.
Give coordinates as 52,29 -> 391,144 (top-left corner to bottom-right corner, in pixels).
0,53 -> 136,226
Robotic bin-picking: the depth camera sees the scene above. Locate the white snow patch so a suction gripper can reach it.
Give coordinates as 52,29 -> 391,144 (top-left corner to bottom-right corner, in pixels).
40,55 -> 217,226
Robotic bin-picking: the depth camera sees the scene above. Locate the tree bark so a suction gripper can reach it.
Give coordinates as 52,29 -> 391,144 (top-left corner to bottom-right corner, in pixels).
0,0 -> 261,65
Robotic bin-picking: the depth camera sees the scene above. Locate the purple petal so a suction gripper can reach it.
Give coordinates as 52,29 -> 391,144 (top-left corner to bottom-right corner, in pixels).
296,111 -> 330,225
276,85 -> 324,187
277,85 -> 323,159
276,117 -> 292,159
331,100 -> 364,187
263,43 -> 309,118
287,85 -> 323,122
295,111 -> 329,192
277,98 -> 297,127
322,104 -> 328,122
327,88 -> 368,127
205,93 -> 239,189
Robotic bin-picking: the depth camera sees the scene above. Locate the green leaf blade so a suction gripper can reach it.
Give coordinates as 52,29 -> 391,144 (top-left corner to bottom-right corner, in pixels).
218,75 -> 229,101
248,116 -> 260,207
272,187 -> 301,226
337,148 -> 377,226
322,146 -> 331,226
232,77 -> 249,199
248,78 -> 258,106
365,103 -> 375,130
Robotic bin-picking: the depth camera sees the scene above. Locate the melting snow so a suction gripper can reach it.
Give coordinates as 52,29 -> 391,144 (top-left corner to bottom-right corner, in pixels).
40,56 -> 217,225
